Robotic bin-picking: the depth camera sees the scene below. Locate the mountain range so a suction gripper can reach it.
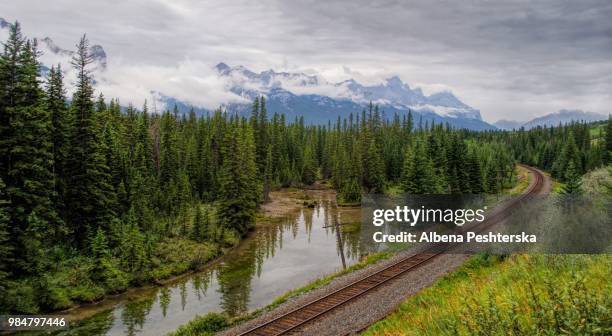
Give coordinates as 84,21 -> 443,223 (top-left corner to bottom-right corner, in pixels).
202,62 -> 496,129
494,110 -> 608,130
1,17 -> 607,131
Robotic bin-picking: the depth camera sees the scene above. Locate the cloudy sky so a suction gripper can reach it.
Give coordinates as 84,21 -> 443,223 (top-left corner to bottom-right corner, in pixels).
2,0 -> 611,122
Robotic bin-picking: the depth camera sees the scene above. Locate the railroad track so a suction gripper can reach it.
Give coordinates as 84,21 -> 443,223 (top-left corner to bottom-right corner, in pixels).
238,164 -> 546,336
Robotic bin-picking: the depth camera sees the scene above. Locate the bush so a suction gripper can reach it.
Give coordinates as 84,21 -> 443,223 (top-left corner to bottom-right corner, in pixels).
169,312 -> 229,336
97,258 -> 130,293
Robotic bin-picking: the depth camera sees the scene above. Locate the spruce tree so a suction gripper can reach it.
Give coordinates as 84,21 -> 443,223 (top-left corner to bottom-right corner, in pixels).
46,65 -> 71,223
363,139 -> 385,192
485,161 -> 500,194
191,206 -> 209,242
65,35 -> 115,245
301,144 -> 317,185
466,149 -> 484,193
402,141 -> 437,194
561,162 -> 582,195
0,25 -> 59,273
217,122 -> 260,235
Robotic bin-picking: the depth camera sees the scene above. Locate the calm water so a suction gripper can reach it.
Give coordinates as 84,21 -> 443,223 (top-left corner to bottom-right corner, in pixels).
47,191 -> 365,336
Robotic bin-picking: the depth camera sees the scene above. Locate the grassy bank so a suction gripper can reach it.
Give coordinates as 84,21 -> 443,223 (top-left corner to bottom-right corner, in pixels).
2,203 -> 238,314
363,254 -> 611,335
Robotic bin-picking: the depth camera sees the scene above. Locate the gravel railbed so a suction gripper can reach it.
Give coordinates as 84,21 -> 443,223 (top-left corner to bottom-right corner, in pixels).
297,253 -> 470,336
220,244 -> 467,336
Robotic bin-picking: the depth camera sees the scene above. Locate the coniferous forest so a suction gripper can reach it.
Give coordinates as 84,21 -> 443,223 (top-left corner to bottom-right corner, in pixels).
0,22 -> 610,314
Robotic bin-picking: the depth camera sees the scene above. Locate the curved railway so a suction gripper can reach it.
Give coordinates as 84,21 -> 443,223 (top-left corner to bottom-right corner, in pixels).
238,164 -> 546,336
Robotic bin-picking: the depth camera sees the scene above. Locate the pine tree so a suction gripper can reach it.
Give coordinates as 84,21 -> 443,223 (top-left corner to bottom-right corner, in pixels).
46,65 -> 71,224
340,177 -> 361,203
191,206 -> 209,242
553,131 -> 581,180
217,122 -> 260,235
65,35 -> 115,245
301,144 -> 317,185
90,227 -> 110,259
485,161 -> 501,194
363,139 -> 385,192
402,141 -> 437,194
466,149 -> 484,193
0,22 -> 25,175
119,208 -> 147,273
0,24 -> 59,274
561,161 -> 582,195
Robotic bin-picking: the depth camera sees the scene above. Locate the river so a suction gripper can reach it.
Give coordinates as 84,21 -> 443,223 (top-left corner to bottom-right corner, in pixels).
41,190 -> 366,336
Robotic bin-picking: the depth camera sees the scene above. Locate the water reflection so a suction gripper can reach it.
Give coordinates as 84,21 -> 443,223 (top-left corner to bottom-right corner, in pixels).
44,191 -> 364,336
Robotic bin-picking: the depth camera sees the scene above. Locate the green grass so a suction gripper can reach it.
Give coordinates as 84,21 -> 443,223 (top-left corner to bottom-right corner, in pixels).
509,166 -> 531,195
552,179 -> 565,194
363,254 -> 611,336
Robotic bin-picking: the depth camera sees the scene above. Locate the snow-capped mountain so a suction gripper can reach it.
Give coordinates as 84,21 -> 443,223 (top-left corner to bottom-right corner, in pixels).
214,62 -> 484,122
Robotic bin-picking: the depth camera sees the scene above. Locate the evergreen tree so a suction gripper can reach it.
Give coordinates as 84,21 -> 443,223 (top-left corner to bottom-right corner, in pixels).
217,123 -> 260,235
561,162 -> 583,195
90,227 -> 110,259
485,161 -> 501,194
466,149 -> 484,193
340,177 -> 361,203
191,206 -> 209,242
119,208 -> 147,273
363,139 -> 385,192
301,144 -> 317,185
0,25 -> 58,273
46,65 -> 71,224
402,141 -> 437,194
65,35 -> 115,245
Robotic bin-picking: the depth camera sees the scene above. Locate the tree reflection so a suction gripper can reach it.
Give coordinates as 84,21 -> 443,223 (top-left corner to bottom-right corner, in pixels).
121,295 -> 155,336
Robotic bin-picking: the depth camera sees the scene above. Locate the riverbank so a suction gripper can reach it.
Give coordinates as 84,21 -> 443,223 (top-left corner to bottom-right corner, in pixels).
23,189 -> 318,324
23,187 -> 358,336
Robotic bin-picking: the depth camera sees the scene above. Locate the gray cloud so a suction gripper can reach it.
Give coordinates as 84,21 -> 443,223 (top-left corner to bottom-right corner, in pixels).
2,0 -> 611,121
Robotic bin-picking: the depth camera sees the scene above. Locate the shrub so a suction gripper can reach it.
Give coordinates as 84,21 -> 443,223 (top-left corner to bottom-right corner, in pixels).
169,312 -> 229,336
